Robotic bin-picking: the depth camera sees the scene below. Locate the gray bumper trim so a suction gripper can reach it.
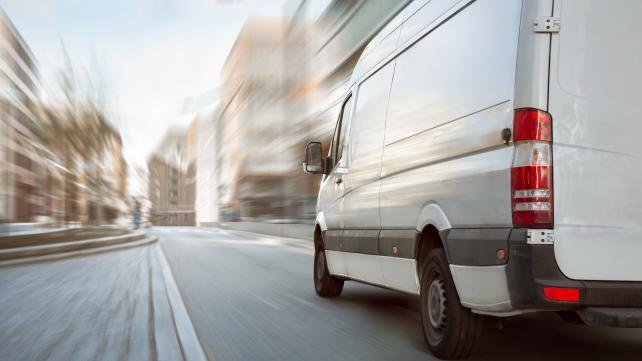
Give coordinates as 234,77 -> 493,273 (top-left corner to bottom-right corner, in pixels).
577,308 -> 642,328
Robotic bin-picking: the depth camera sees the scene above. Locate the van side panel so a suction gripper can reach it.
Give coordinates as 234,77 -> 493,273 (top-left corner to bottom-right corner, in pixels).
512,0 -> 552,110
550,0 -> 642,281
381,106 -> 514,229
380,0 -> 522,229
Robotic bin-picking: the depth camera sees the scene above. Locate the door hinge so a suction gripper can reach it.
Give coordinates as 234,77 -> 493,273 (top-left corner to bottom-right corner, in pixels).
533,16 -> 560,33
527,229 -> 555,245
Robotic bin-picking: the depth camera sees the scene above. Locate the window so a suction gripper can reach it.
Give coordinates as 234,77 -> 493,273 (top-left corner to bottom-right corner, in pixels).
330,94 -> 353,169
347,62 -> 395,184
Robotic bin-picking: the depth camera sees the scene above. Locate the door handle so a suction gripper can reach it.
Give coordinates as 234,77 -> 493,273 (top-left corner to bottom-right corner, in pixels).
335,177 -> 343,184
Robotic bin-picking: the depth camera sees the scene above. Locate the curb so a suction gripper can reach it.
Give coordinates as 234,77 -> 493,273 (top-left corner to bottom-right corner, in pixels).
156,243 -> 208,361
0,227 -> 64,237
0,234 -> 157,267
0,231 -> 146,261
0,227 -> 133,249
0,228 -> 73,242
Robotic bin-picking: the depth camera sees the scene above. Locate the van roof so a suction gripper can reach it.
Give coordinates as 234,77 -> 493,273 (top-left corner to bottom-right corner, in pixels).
348,10 -> 405,87
348,0 -> 432,87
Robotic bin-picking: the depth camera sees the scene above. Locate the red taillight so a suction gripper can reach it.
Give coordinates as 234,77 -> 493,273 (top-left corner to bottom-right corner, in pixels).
511,166 -> 553,228
511,109 -> 554,229
543,286 -> 580,302
513,108 -> 552,142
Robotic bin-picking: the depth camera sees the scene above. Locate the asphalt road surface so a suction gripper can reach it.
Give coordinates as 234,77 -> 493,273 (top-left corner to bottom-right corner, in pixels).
155,227 -> 642,361
2,226 -> 642,361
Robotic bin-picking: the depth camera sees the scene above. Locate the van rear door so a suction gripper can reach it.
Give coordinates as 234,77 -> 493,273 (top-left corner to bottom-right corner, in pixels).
549,0 -> 642,281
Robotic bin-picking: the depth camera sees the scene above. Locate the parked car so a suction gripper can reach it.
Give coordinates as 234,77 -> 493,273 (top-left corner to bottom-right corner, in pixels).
303,0 -> 642,358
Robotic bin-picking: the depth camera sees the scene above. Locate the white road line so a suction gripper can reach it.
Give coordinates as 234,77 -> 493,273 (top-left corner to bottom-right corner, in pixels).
156,244 -> 209,361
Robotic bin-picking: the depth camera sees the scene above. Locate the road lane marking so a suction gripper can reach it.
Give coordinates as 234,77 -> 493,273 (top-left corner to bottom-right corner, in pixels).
156,244 -> 208,361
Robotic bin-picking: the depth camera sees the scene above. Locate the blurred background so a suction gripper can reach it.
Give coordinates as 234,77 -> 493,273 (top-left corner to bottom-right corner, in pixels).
0,0 -> 411,231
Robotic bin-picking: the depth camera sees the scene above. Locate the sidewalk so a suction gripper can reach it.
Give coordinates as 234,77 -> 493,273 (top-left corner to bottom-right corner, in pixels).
0,243 -> 193,361
217,221 -> 314,241
215,227 -> 315,253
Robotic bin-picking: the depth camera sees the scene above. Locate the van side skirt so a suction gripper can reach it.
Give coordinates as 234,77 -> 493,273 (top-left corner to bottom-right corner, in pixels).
323,227 -> 512,266
440,228 -> 511,266
322,229 -> 418,259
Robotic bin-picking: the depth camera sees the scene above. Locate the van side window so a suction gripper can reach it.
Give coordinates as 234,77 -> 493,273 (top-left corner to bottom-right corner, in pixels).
329,124 -> 339,162
347,62 -> 394,184
330,94 -> 353,169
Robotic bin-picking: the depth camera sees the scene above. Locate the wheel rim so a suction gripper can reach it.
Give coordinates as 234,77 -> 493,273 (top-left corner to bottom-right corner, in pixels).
427,274 -> 447,335
316,250 -> 326,281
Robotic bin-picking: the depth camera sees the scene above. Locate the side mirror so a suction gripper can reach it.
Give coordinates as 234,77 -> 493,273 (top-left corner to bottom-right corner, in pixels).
303,142 -> 325,174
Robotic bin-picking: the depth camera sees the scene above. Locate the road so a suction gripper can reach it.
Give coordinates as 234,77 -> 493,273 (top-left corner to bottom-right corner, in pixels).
155,227 -> 642,361
1,226 -> 642,361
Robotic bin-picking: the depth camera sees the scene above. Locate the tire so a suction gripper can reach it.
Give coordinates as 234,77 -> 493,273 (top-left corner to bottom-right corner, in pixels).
420,248 -> 481,359
314,247 -> 344,297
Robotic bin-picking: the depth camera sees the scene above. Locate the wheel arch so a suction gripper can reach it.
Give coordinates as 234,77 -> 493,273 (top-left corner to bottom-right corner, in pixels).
415,202 -> 451,232
414,203 -> 452,283
415,224 -> 445,283
315,212 -> 327,231
314,212 -> 327,251
314,224 -> 324,251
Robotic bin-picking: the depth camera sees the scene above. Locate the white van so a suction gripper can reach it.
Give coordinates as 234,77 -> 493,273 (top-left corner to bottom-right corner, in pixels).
303,0 -> 642,358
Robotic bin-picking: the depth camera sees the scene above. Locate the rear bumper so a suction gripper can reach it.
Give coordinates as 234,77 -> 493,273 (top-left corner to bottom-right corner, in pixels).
506,228 -> 642,308
506,228 -> 642,326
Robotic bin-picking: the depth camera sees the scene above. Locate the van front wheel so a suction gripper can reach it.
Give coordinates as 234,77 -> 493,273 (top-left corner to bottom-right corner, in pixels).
314,248 -> 343,297
420,248 -> 481,359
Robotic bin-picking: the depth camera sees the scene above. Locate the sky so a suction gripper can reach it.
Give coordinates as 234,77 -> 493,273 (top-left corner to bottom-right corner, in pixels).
0,0 -> 300,176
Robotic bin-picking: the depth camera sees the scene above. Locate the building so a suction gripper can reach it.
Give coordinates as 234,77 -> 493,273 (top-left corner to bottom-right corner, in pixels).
189,107 -> 219,226
216,19 -> 299,221
212,2 -> 410,222
297,1 -> 411,102
97,132 -> 128,222
147,128 -> 195,226
0,9 -> 48,223
1,10 -> 129,227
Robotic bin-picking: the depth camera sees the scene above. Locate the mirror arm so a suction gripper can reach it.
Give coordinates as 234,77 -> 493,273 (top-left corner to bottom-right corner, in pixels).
324,157 -> 332,175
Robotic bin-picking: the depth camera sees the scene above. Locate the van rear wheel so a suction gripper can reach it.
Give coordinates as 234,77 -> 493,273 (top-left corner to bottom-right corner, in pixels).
314,248 -> 343,297
420,248 -> 481,359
